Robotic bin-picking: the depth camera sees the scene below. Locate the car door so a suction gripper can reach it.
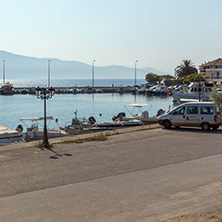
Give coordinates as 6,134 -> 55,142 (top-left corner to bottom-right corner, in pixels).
169,106 -> 186,126
185,105 -> 200,126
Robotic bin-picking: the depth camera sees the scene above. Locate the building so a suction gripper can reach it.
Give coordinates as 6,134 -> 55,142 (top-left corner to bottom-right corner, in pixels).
199,58 -> 222,85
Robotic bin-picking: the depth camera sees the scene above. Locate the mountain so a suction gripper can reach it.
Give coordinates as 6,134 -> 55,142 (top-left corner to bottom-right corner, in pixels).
0,51 -> 168,79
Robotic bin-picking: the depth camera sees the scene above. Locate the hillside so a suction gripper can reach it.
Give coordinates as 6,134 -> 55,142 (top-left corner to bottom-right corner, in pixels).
0,51 -> 168,79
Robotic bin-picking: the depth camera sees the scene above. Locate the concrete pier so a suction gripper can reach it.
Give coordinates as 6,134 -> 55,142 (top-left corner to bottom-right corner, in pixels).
13,86 -> 133,94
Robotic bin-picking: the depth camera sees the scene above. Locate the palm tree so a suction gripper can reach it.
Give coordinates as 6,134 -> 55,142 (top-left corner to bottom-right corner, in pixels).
174,60 -> 198,80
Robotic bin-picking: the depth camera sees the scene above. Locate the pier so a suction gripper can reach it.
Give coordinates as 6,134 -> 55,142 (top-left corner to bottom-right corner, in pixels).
12,86 -> 134,94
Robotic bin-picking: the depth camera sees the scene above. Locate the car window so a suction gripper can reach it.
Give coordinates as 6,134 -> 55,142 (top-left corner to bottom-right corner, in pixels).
171,106 -> 185,115
187,106 -> 199,114
200,106 -> 214,115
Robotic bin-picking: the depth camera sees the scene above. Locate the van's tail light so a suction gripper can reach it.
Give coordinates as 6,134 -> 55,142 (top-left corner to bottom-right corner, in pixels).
214,115 -> 217,122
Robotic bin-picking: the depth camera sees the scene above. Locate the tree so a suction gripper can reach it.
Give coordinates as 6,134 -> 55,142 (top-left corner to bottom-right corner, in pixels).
210,91 -> 222,115
145,73 -> 159,85
174,60 -> 198,80
183,73 -> 204,85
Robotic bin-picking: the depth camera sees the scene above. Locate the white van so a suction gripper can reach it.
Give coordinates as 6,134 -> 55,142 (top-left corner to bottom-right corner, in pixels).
159,102 -> 222,131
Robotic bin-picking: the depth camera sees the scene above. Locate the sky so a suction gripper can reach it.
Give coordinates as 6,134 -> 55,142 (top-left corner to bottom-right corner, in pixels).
1,0 -> 222,74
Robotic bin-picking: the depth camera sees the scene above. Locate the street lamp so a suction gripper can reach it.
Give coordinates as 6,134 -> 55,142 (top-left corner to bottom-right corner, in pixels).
92,60 -> 96,88
48,60 -> 50,88
195,80 -> 205,101
135,60 -> 138,86
35,86 -> 55,148
3,60 -> 5,84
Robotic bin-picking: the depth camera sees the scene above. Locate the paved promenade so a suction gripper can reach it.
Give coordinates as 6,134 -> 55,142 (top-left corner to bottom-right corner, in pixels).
1,125 -> 222,221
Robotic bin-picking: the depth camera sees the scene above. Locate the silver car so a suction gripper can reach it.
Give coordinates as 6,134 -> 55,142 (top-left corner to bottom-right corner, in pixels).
159,102 -> 222,131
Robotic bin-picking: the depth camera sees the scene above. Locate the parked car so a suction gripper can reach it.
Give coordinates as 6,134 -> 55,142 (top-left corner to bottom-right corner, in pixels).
158,102 -> 222,131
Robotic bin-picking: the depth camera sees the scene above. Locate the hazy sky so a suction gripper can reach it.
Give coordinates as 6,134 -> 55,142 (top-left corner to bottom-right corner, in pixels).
1,0 -> 222,74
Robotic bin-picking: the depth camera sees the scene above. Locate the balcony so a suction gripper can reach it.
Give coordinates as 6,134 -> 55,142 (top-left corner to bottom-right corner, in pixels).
205,76 -> 222,82
205,68 -> 222,72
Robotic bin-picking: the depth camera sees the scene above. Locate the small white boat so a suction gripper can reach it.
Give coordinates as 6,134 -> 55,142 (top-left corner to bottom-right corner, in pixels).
17,116 -> 67,141
0,124 -> 25,145
153,85 -> 169,95
95,119 -> 143,128
114,103 -> 160,125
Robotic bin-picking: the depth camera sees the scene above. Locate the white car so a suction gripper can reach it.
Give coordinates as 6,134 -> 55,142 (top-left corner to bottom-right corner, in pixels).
159,102 -> 222,131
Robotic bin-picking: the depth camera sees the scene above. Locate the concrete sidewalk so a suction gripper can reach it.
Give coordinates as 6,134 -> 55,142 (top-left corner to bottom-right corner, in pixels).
0,123 -> 161,151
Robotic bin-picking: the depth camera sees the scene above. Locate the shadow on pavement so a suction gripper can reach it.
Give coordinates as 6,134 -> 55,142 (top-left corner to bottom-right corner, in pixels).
41,147 -> 73,159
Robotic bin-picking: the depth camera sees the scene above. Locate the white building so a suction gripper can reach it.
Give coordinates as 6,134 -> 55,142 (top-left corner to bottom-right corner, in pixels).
199,58 -> 222,85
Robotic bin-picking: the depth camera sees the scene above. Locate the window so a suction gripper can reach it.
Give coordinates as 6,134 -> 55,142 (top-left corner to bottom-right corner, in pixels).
171,106 -> 185,115
201,106 -> 214,115
187,106 -> 199,114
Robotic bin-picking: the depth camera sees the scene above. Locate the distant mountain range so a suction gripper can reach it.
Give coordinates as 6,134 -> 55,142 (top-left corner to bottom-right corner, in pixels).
0,51 -> 168,79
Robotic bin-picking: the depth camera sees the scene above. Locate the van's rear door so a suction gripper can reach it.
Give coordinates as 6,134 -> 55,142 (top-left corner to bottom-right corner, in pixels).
199,105 -> 215,124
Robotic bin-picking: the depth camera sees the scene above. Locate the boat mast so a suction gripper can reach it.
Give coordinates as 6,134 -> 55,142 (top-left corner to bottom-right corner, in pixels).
3,60 -> 5,84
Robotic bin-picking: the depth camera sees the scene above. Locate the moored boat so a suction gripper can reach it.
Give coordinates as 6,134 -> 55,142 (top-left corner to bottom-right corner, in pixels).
172,82 -> 215,102
16,116 -> 67,141
113,103 -> 160,125
0,82 -> 14,95
0,124 -> 25,145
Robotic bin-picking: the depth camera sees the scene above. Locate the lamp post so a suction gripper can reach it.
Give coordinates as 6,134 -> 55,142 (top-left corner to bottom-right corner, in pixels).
35,86 -> 55,148
3,60 -> 5,84
92,60 -> 96,88
195,80 -> 205,101
48,60 -> 50,88
135,60 -> 138,86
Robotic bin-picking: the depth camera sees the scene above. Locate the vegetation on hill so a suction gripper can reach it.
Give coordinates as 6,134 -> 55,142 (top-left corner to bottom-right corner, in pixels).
145,73 -> 174,85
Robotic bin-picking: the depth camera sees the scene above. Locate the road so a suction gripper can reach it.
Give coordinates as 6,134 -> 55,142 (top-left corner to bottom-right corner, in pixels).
1,126 -> 222,221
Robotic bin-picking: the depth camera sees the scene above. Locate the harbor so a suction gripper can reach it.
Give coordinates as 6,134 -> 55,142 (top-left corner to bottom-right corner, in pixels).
0,92 -> 173,135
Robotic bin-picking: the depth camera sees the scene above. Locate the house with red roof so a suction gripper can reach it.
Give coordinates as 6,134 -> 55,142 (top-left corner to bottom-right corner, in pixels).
199,58 -> 222,85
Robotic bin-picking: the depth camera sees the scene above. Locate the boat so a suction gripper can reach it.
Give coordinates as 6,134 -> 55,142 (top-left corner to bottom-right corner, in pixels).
172,82 -> 215,102
94,119 -> 143,128
152,85 -> 169,95
113,103 -> 160,125
16,116 -> 67,141
63,110 -> 144,135
0,82 -> 14,95
61,111 -> 96,135
0,124 -> 25,145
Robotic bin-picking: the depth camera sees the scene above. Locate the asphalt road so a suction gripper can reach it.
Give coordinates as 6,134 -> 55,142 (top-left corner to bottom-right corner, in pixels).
1,127 -> 222,221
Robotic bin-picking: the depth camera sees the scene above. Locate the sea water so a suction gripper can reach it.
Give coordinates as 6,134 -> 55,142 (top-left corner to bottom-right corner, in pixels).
0,79 -> 174,130
0,93 -> 173,130
4,79 -> 147,87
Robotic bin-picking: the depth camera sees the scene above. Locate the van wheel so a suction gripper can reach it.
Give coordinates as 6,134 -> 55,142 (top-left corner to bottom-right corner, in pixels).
163,120 -> 172,129
212,126 -> 219,131
201,122 -> 210,131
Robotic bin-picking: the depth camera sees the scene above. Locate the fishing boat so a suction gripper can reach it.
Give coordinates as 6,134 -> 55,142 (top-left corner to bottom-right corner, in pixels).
0,82 -> 14,95
16,116 -> 67,141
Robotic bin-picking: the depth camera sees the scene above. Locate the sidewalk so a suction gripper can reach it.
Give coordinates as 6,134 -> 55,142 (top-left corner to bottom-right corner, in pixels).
0,123 -> 161,152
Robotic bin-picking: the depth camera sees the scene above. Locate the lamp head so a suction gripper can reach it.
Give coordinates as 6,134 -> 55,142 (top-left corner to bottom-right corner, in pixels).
35,86 -> 41,97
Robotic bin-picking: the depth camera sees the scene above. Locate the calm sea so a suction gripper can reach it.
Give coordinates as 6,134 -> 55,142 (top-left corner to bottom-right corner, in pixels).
4,79 -> 147,87
0,79 -> 174,130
